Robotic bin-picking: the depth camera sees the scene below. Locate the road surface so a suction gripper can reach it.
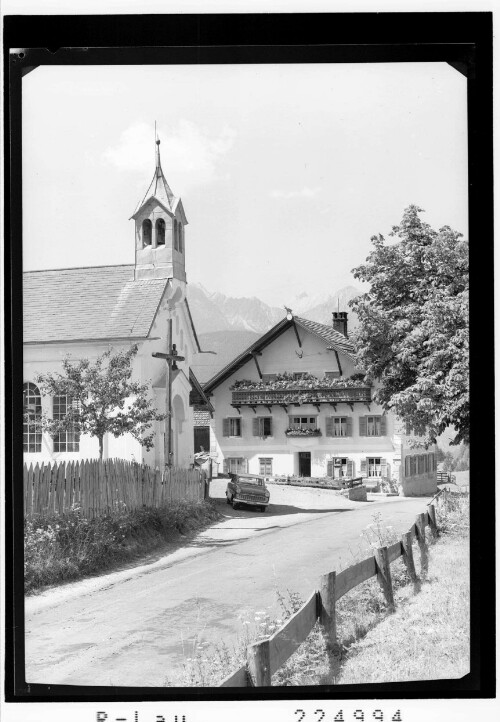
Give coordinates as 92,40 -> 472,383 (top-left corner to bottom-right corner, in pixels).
25,481 -> 430,687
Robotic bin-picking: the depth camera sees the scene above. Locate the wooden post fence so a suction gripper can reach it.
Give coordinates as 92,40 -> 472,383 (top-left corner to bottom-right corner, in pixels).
220,504 -> 444,687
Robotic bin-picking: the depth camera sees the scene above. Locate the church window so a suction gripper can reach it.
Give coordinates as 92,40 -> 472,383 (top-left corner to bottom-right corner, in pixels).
178,224 -> 183,253
173,219 -> 179,251
156,218 -> 165,246
53,395 -> 80,453
142,219 -> 152,247
23,382 -> 42,452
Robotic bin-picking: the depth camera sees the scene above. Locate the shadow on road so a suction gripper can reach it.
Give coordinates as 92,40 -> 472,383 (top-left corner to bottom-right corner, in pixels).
212,500 -> 354,518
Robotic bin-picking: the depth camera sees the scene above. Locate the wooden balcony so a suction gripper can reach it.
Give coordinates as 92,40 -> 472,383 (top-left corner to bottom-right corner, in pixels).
231,385 -> 372,409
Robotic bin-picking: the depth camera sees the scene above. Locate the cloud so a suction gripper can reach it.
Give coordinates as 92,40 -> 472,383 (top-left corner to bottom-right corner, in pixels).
269,187 -> 322,199
103,121 -> 236,189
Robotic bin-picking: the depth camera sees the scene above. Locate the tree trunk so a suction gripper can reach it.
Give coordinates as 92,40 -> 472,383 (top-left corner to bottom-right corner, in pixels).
98,436 -> 103,460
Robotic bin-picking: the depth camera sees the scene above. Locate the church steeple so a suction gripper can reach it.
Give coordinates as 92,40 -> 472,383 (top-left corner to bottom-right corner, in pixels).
130,130 -> 188,282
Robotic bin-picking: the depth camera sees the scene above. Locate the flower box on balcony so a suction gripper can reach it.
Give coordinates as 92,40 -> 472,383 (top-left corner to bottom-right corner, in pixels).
285,428 -> 322,437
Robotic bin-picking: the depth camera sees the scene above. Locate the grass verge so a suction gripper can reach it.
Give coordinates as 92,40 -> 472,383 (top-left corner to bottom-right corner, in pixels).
25,499 -> 222,595
166,492 -> 469,686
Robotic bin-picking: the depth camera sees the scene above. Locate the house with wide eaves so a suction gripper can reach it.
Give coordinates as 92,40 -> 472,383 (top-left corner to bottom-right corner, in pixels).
23,139 -> 212,468
203,311 -> 437,495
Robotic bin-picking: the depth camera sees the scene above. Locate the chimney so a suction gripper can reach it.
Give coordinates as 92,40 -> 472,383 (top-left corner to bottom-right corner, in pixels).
332,311 -> 348,337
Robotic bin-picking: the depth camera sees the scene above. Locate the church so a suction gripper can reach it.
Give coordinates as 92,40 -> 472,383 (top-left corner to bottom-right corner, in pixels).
23,139 -> 212,468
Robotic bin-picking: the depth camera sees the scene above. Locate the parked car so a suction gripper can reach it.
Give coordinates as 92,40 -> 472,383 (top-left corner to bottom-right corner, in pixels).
226,473 -> 270,512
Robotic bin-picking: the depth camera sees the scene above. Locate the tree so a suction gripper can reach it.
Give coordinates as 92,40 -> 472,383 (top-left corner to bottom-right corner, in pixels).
35,346 -> 165,459
349,205 -> 468,446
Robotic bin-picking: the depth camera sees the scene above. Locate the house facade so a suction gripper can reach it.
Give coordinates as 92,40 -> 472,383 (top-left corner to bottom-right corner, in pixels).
203,312 -> 437,496
23,139 -> 211,468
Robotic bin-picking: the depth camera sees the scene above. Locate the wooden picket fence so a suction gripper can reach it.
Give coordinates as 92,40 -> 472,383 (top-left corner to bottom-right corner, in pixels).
23,459 -> 205,518
220,497 -> 443,687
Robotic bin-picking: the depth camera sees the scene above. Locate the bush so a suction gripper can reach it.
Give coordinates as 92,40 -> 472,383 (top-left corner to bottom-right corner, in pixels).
24,500 -> 221,594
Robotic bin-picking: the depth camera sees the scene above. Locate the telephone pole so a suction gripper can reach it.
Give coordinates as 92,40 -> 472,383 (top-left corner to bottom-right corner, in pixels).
152,318 -> 184,470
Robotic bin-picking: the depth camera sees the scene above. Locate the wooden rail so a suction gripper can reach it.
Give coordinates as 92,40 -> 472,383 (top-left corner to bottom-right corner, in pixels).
219,500 -> 441,687
23,459 -> 204,517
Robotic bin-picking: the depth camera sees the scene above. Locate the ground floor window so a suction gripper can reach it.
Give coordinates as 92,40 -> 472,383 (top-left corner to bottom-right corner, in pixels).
225,457 -> 247,474
367,457 -> 382,477
327,457 -> 353,478
259,457 -> 273,476
23,382 -> 42,453
53,395 -> 80,452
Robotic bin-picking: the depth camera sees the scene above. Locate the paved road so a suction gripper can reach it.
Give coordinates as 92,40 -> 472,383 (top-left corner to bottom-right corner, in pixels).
25,482 -> 429,687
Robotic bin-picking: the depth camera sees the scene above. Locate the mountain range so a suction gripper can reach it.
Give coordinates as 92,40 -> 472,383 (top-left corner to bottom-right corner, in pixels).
187,282 -> 362,382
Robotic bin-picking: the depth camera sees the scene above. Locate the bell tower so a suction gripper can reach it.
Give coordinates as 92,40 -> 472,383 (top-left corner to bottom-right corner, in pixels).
131,135 -> 188,282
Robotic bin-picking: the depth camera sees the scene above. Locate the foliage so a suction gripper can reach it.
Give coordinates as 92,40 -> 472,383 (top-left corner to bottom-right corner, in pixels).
25,499 -> 221,594
35,345 -> 165,458
350,206 -> 468,446
284,427 -> 322,437
231,372 -> 369,392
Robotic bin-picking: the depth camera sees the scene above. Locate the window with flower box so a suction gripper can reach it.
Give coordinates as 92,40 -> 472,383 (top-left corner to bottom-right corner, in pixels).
288,416 -> 317,431
223,417 -> 242,437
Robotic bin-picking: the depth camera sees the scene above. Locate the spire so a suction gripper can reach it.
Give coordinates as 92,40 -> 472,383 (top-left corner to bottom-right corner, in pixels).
132,126 -> 176,216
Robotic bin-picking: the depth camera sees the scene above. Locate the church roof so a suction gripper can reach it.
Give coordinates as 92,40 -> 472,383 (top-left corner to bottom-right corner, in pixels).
23,265 -> 168,344
203,315 -> 357,393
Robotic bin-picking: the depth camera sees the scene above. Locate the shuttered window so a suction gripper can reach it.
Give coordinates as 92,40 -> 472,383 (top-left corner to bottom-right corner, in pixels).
224,457 -> 248,474
223,418 -> 242,437
259,458 -> 273,475
367,457 -> 386,477
253,417 -> 272,437
326,416 -> 351,437
359,415 -> 387,437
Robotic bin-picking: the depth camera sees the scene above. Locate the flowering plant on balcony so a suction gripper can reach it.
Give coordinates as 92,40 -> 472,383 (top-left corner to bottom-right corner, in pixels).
284,427 -> 322,437
230,372 -> 369,392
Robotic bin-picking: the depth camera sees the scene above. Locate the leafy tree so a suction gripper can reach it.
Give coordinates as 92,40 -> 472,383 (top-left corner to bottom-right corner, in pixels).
35,345 -> 165,459
350,205 -> 468,446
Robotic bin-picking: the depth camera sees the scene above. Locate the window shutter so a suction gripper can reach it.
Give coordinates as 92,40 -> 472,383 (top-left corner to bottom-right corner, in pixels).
223,418 -> 230,437
223,458 -> 228,474
238,419 -> 243,437
380,415 -> 387,436
288,416 -> 293,426
268,417 -> 273,436
325,417 -> 334,437
381,458 -> 388,478
345,417 -> 353,437
327,459 -> 334,477
253,418 -> 260,437
243,458 -> 249,473
360,458 -> 367,476
359,416 -> 367,436
347,459 -> 354,477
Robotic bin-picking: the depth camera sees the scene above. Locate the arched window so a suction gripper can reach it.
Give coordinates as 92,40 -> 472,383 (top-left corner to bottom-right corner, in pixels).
23,382 -> 42,453
173,219 -> 179,251
156,218 -> 165,246
178,223 -> 183,253
142,219 -> 152,247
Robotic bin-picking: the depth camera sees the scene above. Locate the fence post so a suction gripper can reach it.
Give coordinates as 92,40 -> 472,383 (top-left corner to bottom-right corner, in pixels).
247,639 -> 271,686
374,546 -> 395,611
318,571 -> 336,647
401,531 -> 418,582
415,513 -> 428,576
427,504 -> 439,539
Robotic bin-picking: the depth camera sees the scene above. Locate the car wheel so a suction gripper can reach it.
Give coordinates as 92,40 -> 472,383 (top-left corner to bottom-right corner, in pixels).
260,506 -> 266,512
232,499 -> 239,510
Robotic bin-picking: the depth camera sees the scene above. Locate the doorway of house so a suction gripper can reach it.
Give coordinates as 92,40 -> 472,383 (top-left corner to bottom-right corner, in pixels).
298,451 -> 311,477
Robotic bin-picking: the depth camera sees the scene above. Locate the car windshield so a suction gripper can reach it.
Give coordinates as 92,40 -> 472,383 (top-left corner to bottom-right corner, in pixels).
239,477 -> 263,486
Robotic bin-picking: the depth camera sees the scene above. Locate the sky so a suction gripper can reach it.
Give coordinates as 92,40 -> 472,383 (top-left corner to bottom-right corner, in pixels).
22,62 -> 468,307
